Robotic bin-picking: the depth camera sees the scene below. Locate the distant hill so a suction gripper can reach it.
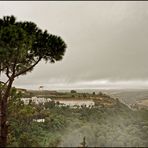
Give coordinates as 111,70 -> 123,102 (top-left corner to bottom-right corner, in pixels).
58,89 -> 148,105
16,88 -> 148,108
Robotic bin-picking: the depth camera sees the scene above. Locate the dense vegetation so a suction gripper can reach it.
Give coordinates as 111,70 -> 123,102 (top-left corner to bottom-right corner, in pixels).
7,89 -> 148,147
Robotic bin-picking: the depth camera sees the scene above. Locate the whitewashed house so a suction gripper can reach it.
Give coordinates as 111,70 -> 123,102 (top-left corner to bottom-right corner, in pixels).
33,118 -> 45,122
21,96 -> 52,105
54,99 -> 95,108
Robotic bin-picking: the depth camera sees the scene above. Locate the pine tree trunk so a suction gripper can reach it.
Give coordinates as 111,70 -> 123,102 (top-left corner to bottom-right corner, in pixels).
0,87 -> 2,147
0,98 -> 8,147
0,79 -> 13,147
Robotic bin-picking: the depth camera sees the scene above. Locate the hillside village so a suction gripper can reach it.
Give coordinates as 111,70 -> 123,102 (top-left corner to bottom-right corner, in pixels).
5,87 -> 148,147
18,88 -> 118,108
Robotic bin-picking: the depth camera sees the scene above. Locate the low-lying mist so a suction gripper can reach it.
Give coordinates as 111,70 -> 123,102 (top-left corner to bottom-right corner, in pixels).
58,107 -> 148,147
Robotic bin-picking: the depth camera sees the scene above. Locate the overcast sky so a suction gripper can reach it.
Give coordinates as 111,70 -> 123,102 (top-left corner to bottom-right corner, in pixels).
1,1 -> 148,90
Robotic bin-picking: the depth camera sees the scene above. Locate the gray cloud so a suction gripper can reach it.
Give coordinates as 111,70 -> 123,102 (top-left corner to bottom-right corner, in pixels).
1,1 -> 148,89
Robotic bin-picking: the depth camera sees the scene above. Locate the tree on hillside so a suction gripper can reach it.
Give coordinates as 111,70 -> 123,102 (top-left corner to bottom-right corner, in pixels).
0,15 -> 67,147
92,92 -> 95,95
71,90 -> 77,93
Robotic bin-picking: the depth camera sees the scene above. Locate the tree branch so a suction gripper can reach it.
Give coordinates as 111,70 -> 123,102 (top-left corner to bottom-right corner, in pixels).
0,64 -> 6,73
5,66 -> 11,79
0,80 -> 10,98
0,80 -> 9,87
14,57 -> 41,77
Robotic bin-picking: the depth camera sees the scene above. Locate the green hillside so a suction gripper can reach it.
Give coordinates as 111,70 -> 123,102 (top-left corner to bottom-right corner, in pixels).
7,89 -> 148,147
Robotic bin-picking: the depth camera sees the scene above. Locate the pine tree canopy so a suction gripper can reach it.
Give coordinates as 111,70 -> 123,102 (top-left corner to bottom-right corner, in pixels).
0,15 -> 67,78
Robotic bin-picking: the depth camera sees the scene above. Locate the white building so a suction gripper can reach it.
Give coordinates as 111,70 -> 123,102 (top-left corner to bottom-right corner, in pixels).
54,99 -> 95,108
21,97 -> 52,105
33,118 -> 45,122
